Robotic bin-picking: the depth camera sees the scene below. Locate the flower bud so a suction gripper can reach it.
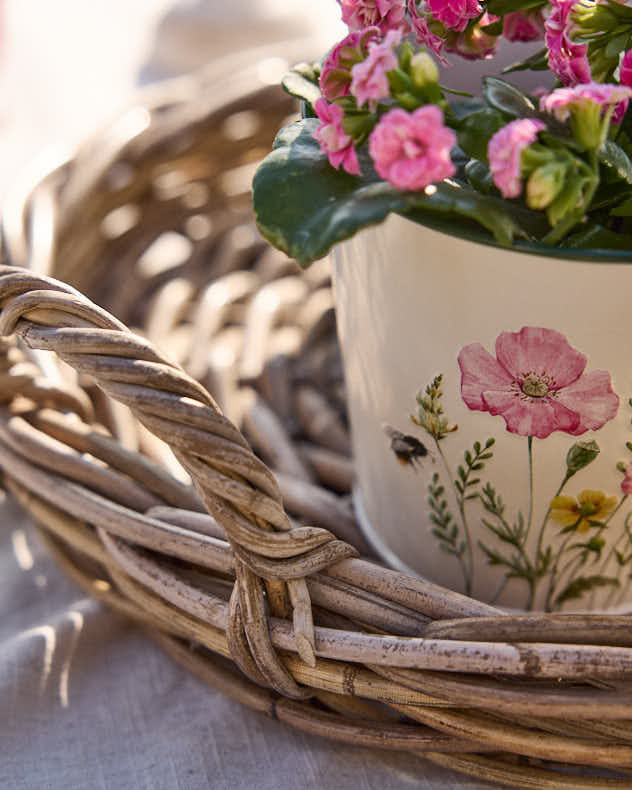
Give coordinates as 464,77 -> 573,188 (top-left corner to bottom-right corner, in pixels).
570,100 -> 603,150
587,536 -> 605,553
620,50 -> 632,88
410,51 -> 439,89
526,161 -> 567,209
566,439 -> 600,475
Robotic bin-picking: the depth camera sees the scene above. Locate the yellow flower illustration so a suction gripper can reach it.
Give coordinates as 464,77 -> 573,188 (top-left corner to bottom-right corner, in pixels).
549,490 -> 617,533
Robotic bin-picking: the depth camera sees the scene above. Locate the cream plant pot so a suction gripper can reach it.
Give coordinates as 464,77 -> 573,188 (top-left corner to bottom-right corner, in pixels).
333,213 -> 632,611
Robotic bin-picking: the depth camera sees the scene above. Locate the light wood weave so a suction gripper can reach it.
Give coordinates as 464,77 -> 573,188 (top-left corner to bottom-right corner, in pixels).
3,54 -> 632,789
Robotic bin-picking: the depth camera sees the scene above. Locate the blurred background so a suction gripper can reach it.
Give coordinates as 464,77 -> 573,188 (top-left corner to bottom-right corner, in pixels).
0,0 -> 545,205
0,0 -> 344,200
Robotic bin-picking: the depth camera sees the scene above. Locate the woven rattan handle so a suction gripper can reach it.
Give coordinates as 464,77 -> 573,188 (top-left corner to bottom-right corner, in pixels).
0,264 -> 358,696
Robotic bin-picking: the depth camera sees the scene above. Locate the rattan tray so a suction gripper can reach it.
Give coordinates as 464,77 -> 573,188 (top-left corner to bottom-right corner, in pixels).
3,53 -> 632,789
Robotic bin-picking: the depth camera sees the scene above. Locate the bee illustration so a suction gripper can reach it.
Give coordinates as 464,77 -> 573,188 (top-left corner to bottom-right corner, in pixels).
383,424 -> 430,469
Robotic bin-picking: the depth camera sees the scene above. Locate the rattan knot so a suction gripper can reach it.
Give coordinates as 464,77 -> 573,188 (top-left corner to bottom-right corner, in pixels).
0,264 -> 355,695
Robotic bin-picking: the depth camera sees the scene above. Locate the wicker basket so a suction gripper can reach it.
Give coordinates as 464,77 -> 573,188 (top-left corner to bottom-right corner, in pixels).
3,51 -> 632,790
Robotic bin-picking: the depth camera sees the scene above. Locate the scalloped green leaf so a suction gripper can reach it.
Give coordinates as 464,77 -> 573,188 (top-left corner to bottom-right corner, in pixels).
502,48 -> 549,74
252,119 -> 540,267
281,69 -> 322,107
559,222 -> 632,249
599,140 -> 632,186
483,77 -> 537,118
457,108 -> 505,162
465,160 -> 494,193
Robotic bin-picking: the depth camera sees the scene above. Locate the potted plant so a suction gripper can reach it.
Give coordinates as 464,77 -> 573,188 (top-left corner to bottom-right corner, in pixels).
252,0 -> 632,611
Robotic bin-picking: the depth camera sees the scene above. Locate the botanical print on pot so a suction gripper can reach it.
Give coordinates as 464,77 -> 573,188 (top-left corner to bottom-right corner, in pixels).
388,325 -> 632,611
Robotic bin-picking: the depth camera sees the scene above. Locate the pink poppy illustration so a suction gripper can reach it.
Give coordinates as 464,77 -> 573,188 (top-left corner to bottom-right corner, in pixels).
458,327 -> 619,439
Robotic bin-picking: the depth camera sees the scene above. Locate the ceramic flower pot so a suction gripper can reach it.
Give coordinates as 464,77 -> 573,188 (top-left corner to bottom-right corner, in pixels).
333,213 -> 632,611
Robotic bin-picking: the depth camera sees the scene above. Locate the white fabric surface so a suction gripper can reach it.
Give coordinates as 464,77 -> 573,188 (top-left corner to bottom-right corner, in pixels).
0,2 -> 495,787
1,496 -> 493,788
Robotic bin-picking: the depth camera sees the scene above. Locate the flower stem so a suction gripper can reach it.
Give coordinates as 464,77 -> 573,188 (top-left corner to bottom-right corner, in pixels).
435,439 -> 473,596
535,472 -> 572,570
550,550 -> 587,612
490,576 -> 509,606
544,529 -> 577,612
588,495 -> 628,608
526,436 -> 535,540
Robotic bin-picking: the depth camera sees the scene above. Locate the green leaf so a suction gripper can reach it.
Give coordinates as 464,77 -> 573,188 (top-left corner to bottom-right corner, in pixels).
486,0 -> 545,15
481,19 -> 503,36
611,196 -> 632,217
502,48 -> 549,75
560,223 -> 632,250
483,77 -> 537,119
478,542 -> 505,566
291,61 -> 321,82
599,140 -> 632,186
281,70 -> 321,108
555,575 -> 619,606
252,119 -> 536,267
590,181 -> 632,210
606,32 -> 630,58
458,109 -> 505,162
465,159 -> 494,194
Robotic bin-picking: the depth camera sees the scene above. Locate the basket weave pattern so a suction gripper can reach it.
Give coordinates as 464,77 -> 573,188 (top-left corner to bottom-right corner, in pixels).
3,60 -> 632,789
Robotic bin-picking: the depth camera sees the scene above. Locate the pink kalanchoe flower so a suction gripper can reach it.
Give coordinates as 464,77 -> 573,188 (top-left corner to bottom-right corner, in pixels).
407,0 -> 450,66
427,0 -> 482,33
540,82 -> 632,122
312,98 -> 361,176
458,327 -> 619,439
446,12 -> 498,60
350,29 -> 401,110
620,50 -> 632,88
368,105 -> 456,190
339,0 -> 408,35
487,118 -> 545,199
320,27 -> 380,101
545,0 -> 591,86
503,9 -> 545,43
622,464 -> 632,496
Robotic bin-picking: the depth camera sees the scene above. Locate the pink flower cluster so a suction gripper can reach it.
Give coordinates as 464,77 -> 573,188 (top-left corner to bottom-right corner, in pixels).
312,98 -> 361,175
368,105 -> 456,190
545,0 -> 591,86
621,51 -> 632,88
487,119 -> 545,199
320,27 -> 380,101
339,0 -> 408,35
407,0 -> 449,65
446,11 -> 498,60
427,0 -> 482,32
503,9 -> 544,43
540,82 -> 632,123
350,29 -> 401,110
458,327 -> 619,439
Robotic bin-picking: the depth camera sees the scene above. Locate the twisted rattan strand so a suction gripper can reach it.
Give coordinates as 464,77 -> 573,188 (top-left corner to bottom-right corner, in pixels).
0,265 -> 332,691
